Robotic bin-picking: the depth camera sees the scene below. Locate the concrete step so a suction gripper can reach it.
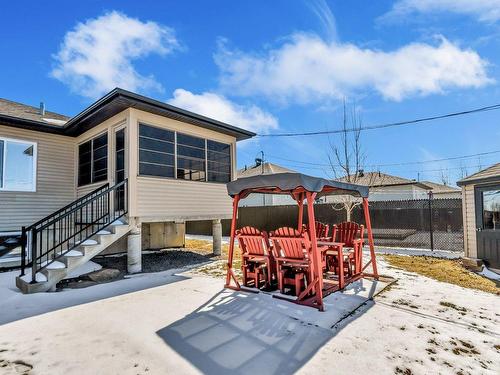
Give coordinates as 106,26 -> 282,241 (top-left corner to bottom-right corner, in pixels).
16,221 -> 131,294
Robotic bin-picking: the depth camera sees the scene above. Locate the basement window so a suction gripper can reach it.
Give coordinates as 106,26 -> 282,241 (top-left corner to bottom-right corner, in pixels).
0,137 -> 37,192
78,133 -> 108,186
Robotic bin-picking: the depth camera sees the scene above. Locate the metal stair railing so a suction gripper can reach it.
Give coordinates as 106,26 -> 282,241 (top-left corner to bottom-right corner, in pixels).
20,179 -> 128,283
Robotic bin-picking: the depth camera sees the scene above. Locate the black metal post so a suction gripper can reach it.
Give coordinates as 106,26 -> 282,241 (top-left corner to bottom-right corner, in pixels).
428,191 -> 434,251
31,231 -> 37,284
20,226 -> 26,276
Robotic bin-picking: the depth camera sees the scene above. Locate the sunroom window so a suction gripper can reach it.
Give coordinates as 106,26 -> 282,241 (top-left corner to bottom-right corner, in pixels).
78,133 -> 108,186
0,137 -> 37,192
138,123 -> 232,183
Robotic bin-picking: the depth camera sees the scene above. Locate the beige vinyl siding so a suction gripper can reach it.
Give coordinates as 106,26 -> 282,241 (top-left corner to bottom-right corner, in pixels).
136,178 -> 233,220
462,184 -> 476,257
0,124 -> 75,232
129,109 -> 236,220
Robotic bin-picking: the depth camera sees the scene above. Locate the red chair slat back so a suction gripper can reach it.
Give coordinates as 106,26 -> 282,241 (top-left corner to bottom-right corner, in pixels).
303,221 -> 329,239
236,226 -> 270,256
332,221 -> 364,247
270,227 -> 309,260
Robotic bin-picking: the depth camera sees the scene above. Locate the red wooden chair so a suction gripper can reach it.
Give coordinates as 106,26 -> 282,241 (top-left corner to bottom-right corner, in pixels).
330,222 -> 365,276
236,226 -> 274,289
269,227 -> 315,296
304,221 -> 330,240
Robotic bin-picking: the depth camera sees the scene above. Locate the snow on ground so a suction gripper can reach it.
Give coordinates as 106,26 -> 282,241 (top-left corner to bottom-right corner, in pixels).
480,266 -> 500,281
0,256 -> 498,374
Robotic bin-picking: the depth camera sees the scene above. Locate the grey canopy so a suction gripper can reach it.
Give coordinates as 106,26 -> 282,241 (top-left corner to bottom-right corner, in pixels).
226,172 -> 369,198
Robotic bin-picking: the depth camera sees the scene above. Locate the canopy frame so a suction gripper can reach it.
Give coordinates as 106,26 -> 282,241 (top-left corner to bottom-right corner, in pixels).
225,174 -> 378,311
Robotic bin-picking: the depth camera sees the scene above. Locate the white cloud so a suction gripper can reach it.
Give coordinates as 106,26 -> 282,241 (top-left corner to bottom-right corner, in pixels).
215,34 -> 492,103
382,0 -> 500,23
168,89 -> 278,134
51,11 -> 180,98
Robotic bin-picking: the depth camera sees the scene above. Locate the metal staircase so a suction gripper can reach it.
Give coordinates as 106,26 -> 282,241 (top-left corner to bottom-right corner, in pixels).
16,179 -> 130,293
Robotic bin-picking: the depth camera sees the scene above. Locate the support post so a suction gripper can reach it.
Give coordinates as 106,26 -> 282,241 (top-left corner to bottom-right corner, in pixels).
225,195 -> 240,288
428,191 -> 434,251
362,198 -> 378,278
306,191 -> 324,311
20,226 -> 26,277
212,219 -> 222,256
127,219 -> 142,274
297,195 -> 304,230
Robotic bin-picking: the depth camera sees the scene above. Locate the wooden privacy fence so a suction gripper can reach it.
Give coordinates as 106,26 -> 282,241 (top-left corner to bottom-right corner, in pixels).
186,198 -> 464,252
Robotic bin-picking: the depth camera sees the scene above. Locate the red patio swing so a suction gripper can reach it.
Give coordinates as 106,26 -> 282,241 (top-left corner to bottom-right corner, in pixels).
225,173 -> 378,312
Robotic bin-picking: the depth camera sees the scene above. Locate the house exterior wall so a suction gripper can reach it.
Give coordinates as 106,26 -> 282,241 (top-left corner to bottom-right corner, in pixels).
240,192 -> 296,207
0,124 -> 75,232
462,184 -> 477,258
128,109 -> 236,222
433,191 -> 461,199
0,107 -> 239,236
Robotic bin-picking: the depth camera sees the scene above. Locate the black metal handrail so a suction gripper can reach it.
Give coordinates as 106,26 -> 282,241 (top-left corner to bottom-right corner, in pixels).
25,183 -> 109,232
20,179 -> 128,282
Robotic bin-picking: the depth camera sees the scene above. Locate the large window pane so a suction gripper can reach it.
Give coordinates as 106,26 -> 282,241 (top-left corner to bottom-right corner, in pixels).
92,133 -> 108,183
483,189 -> 500,230
139,124 -> 175,178
177,133 -> 206,181
78,133 -> 108,186
139,163 -> 174,178
207,140 -> 231,183
0,139 -> 36,191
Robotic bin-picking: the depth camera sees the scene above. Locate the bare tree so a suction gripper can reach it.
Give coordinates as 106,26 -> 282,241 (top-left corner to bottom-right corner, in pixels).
327,100 -> 377,220
458,161 -> 469,180
439,169 -> 449,186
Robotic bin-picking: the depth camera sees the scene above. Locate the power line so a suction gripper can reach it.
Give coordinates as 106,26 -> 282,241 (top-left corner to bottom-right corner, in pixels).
256,103 -> 500,137
264,149 -> 500,168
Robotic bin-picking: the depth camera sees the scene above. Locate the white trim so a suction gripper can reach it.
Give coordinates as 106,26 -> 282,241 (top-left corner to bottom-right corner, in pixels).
0,136 -> 37,192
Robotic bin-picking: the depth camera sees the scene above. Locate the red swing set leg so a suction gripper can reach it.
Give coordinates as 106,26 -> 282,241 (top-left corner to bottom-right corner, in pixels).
225,195 -> 241,290
362,198 -> 378,279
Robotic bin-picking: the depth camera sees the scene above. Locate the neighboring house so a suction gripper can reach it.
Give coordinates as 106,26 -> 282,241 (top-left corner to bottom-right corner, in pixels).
326,172 -> 460,202
458,163 -> 500,270
419,180 -> 461,199
237,162 -> 298,206
0,88 -> 254,292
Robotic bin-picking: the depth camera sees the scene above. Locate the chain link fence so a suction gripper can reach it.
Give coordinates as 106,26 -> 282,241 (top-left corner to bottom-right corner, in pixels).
187,198 -> 464,252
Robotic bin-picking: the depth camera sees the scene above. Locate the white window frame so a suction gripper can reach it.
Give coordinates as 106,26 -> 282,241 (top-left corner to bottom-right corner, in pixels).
0,136 -> 37,192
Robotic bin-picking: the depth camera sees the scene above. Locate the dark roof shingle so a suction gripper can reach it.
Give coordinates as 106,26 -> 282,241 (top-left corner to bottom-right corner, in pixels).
0,98 -> 69,125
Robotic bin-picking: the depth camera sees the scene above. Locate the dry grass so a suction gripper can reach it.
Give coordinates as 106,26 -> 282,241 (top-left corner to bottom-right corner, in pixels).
383,255 -> 500,295
184,239 -> 242,278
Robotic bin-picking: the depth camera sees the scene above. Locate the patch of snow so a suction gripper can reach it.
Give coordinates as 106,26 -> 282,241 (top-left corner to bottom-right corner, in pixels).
0,253 -> 498,374
81,239 -> 98,246
97,230 -> 111,235
41,117 -> 67,125
65,250 -> 83,257
479,265 -> 500,280
19,270 -> 47,283
45,261 -> 66,270
375,247 -> 462,259
111,219 -> 124,225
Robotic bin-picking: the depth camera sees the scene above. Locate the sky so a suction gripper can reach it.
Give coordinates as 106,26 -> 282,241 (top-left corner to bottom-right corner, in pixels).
1,0 -> 500,186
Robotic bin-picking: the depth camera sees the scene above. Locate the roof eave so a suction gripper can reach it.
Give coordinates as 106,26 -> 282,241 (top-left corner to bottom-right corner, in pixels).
65,88 -> 256,140
2,88 -> 256,141
0,114 -> 66,135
